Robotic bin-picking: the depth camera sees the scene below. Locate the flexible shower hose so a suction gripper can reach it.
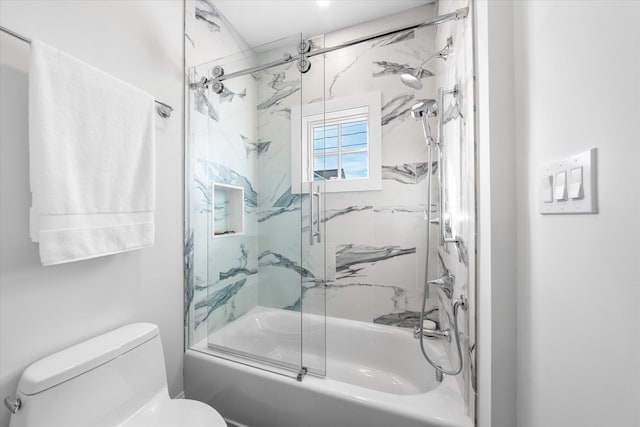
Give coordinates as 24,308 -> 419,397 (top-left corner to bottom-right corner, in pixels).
418,119 -> 465,377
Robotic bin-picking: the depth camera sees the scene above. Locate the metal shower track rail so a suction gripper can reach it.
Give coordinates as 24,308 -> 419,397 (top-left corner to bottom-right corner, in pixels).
192,7 -> 469,89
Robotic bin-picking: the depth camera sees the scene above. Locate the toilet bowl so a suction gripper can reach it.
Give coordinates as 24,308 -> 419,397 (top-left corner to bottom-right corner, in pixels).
7,323 -> 227,427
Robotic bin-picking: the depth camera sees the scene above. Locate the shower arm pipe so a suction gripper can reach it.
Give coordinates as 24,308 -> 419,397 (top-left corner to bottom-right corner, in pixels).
436,86 -> 460,245
194,7 -> 468,87
415,40 -> 450,69
0,24 -> 174,118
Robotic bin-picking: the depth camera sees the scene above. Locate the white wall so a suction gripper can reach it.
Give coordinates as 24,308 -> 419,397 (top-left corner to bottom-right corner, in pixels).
0,2 -> 185,426
514,2 -> 640,427
474,1 -> 517,426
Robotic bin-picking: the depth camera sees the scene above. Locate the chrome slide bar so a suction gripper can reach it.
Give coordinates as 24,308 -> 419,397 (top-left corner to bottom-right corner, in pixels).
436,85 -> 460,245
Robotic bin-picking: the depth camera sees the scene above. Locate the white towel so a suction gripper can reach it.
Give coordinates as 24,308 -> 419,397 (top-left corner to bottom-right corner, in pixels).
29,40 -> 155,266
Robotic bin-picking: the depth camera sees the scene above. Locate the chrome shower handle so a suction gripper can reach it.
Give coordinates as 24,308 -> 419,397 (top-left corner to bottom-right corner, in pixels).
309,182 -> 321,245
427,273 -> 455,300
437,86 -> 460,246
314,185 -> 321,244
309,182 -> 314,245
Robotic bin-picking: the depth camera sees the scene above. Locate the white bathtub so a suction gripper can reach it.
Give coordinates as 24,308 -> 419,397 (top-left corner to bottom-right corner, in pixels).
185,306 -> 472,427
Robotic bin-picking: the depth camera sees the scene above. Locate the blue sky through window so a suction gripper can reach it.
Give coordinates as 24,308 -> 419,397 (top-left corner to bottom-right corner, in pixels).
313,119 -> 368,180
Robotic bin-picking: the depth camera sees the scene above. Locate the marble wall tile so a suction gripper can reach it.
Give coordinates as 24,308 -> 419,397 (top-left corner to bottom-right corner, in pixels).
334,243 -> 417,289
185,3 -> 470,361
324,284 -> 373,322
435,0 -> 476,417
323,206 -> 375,245
372,284 -> 438,326
372,205 -> 429,248
185,0 -> 264,344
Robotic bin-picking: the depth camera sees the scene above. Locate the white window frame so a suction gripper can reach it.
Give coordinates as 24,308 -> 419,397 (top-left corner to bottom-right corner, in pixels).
291,91 -> 382,193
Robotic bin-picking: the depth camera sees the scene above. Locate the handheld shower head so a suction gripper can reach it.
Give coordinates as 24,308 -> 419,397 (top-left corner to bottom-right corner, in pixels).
411,99 -> 438,146
411,99 -> 438,119
400,41 -> 451,90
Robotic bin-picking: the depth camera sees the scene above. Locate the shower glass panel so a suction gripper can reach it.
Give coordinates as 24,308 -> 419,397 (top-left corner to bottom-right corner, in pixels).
186,33 -> 326,378
299,36 -> 327,377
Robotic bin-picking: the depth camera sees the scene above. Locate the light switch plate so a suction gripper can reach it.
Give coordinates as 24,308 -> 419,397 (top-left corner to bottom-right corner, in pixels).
539,148 -> 597,214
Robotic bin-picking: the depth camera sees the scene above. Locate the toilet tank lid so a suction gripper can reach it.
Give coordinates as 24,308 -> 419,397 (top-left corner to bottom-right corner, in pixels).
18,323 -> 159,396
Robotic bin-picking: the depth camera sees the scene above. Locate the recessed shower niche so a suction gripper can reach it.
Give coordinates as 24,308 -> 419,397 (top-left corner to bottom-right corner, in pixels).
211,183 -> 244,238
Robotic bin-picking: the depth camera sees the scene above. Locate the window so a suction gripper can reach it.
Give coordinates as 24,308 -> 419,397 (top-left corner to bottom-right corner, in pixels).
291,91 -> 382,193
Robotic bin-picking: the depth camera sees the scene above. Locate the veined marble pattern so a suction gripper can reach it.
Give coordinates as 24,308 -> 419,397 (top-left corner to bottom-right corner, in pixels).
257,186 -> 306,222
382,161 -> 435,184
336,244 -> 416,279
327,49 -> 370,98
194,87 -> 219,121
219,86 -> 246,103
257,71 -> 300,110
186,2 -> 453,348
193,0 -> 226,34
197,158 -> 257,208
436,0 -> 476,418
240,135 -> 271,158
259,250 -> 315,279
373,61 -> 434,79
325,205 -> 373,222
195,278 -> 245,327
381,93 -> 416,126
195,7 -> 221,32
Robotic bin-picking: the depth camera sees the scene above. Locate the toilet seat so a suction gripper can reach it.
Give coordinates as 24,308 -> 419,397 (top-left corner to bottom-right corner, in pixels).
122,396 -> 227,427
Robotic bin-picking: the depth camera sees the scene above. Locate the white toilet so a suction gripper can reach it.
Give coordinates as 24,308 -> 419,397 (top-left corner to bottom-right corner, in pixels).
7,323 -> 227,427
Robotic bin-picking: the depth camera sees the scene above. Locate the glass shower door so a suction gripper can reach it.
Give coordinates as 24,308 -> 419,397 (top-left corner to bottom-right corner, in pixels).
186,33 -> 326,379
299,35 -> 328,378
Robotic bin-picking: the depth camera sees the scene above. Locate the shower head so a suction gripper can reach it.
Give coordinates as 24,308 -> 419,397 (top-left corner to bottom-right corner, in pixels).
400,42 -> 451,90
411,99 -> 438,119
401,73 -> 424,91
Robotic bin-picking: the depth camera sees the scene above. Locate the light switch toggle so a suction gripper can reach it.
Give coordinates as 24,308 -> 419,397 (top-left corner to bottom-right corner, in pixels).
569,166 -> 583,199
542,175 -> 553,203
554,171 -> 567,201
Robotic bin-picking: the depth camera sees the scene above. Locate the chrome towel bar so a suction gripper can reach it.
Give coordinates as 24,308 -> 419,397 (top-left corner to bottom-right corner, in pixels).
0,24 -> 174,118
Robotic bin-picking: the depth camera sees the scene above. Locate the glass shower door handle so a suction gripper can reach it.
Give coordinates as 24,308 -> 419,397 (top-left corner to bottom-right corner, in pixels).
315,185 -> 321,244
309,182 -> 321,245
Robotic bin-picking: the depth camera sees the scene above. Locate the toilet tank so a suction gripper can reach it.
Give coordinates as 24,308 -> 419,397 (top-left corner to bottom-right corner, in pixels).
9,323 -> 169,427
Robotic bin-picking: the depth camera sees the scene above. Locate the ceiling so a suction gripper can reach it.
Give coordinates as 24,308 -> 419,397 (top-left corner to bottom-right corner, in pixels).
214,0 -> 435,48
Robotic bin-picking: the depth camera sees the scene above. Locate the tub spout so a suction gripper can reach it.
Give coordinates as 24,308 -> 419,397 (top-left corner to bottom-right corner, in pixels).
413,326 -> 452,342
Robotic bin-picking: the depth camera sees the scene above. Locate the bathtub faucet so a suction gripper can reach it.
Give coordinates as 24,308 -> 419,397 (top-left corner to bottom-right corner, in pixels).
413,325 -> 451,342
